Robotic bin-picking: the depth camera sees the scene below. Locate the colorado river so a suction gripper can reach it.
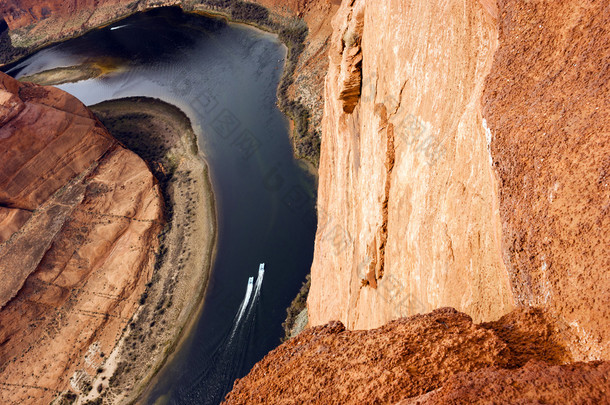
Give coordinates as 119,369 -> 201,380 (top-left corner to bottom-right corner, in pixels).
4,7 -> 316,404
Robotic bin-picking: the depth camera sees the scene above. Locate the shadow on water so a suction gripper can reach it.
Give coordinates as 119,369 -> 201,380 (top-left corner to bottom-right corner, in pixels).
2,7 -> 316,405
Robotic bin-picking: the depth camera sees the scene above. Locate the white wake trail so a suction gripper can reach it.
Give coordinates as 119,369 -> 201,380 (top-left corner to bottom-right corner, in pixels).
229,277 -> 254,340
254,263 -> 265,297
243,263 -> 264,319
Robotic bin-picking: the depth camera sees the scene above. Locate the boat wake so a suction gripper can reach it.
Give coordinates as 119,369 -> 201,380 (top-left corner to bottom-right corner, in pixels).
176,264 -> 265,404
110,24 -> 129,31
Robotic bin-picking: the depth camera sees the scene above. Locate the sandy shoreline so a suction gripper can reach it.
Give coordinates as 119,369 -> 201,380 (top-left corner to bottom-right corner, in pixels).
18,59 -> 126,86
74,97 -> 219,405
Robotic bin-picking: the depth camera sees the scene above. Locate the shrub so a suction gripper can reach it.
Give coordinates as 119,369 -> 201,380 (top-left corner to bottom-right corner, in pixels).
230,1 -> 269,25
282,274 -> 311,340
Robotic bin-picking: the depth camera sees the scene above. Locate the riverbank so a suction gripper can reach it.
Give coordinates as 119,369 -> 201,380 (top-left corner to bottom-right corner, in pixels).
0,1 -> 328,167
70,97 -> 218,405
282,274 -> 310,341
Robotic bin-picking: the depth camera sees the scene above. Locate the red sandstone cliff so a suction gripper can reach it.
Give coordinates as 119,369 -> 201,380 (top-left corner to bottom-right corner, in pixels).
308,0 -> 609,361
0,72 -> 164,404
481,0 -> 610,361
309,0 -> 514,330
0,0 -> 609,403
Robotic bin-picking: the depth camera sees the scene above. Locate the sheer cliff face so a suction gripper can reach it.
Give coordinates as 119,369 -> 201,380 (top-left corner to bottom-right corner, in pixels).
310,0 -> 609,361
308,0 -> 514,330
0,73 -> 163,403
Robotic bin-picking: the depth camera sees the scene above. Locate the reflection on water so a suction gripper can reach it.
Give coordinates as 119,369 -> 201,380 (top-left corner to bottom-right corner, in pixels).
4,7 -> 316,404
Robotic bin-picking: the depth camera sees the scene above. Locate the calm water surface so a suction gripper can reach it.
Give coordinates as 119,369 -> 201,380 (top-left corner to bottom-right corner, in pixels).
5,7 -> 316,404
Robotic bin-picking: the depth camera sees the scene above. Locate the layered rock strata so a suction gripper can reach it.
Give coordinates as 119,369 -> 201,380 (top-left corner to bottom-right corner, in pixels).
0,72 -> 164,404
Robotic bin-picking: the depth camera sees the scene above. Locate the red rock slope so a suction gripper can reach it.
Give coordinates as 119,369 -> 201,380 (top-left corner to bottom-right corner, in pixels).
224,307 -> 609,404
0,72 -> 163,404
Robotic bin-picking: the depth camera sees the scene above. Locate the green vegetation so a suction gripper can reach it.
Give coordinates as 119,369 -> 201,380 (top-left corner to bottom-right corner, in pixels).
194,0 -> 320,165
90,98 -> 216,403
55,392 -> 77,405
282,273 -> 310,341
81,381 -> 93,395
230,1 -> 270,24
0,18 -> 32,65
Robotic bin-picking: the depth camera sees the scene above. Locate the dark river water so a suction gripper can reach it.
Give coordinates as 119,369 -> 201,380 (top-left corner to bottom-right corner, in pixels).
4,7 -> 316,404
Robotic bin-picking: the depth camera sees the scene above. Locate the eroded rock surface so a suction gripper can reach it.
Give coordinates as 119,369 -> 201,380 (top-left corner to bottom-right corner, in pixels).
399,360 -> 610,405
224,307 -> 592,404
0,72 -> 163,404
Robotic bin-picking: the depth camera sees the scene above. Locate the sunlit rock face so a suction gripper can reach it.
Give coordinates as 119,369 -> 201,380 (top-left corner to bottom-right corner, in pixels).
308,0 -> 514,330
480,0 -> 610,361
309,0 -> 609,364
0,72 -> 164,403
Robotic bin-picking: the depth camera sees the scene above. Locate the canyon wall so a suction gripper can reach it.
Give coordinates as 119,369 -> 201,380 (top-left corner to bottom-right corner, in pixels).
309,0 -> 514,329
481,0 -> 610,362
0,72 -> 164,404
308,0 -> 609,363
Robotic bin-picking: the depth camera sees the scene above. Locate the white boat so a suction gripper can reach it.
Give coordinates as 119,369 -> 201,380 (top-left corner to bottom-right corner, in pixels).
254,263 -> 265,293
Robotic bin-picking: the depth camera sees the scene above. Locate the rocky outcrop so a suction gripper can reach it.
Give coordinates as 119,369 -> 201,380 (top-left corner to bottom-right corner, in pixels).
309,0 -> 514,330
399,360 -> 610,405
224,307 -> 607,404
0,72 -> 164,404
336,1 -> 364,113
